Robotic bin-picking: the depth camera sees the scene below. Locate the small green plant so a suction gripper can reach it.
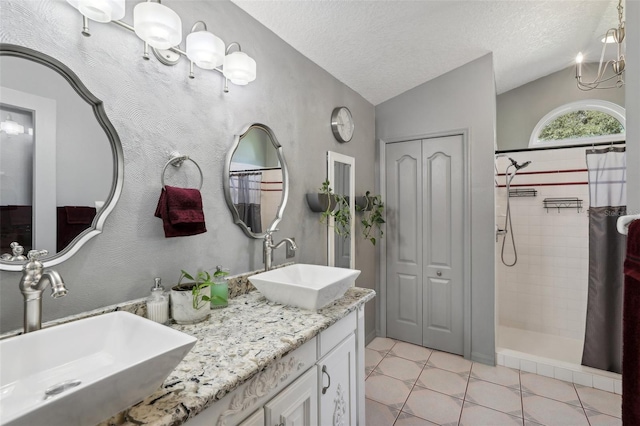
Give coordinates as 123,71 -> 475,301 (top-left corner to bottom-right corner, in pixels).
319,179 -> 351,237
177,269 -> 214,310
357,191 -> 385,245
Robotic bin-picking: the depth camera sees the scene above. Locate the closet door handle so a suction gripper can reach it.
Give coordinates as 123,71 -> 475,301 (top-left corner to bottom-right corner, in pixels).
322,365 -> 331,394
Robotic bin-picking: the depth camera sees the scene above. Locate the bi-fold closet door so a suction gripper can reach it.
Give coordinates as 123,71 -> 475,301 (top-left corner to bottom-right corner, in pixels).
385,135 -> 465,355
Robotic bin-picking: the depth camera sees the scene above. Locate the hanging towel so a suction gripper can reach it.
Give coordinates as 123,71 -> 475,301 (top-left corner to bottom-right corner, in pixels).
154,185 -> 207,238
56,206 -> 97,251
64,206 -> 97,225
623,219 -> 640,423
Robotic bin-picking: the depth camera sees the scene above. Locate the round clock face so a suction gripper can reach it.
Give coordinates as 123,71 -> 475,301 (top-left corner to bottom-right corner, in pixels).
331,107 -> 354,143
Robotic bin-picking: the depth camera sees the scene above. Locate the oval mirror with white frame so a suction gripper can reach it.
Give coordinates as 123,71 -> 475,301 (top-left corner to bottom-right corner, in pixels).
327,151 -> 355,269
0,44 -> 123,271
223,123 -> 289,238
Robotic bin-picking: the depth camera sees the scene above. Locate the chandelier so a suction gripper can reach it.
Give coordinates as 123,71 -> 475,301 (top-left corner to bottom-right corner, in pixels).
575,0 -> 625,90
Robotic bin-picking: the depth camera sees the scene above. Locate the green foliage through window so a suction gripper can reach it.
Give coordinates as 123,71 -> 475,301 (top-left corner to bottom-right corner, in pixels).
538,110 -> 624,141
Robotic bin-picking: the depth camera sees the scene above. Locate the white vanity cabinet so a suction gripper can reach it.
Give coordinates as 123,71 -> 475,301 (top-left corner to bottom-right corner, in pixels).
185,307 -> 365,426
238,410 -> 265,426
318,334 -> 356,426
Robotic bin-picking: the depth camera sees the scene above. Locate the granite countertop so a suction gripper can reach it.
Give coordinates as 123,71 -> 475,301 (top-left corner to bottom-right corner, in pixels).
99,287 -> 375,426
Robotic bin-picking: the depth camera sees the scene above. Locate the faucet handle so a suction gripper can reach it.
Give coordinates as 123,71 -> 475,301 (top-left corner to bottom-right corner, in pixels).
27,249 -> 49,261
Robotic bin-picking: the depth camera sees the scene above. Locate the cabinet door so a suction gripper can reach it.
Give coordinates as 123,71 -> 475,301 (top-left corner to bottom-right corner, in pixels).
264,368 -> 318,426
240,409 -> 265,426
319,334 -> 356,426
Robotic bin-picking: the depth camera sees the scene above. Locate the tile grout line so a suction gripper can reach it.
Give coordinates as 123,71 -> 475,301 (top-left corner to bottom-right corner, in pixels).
457,360 -> 473,425
394,347 -> 432,425
519,370 -> 525,426
574,382 -> 594,426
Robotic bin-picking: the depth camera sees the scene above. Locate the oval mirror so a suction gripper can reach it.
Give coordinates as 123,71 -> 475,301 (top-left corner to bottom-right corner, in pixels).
0,44 -> 123,271
223,123 -> 289,238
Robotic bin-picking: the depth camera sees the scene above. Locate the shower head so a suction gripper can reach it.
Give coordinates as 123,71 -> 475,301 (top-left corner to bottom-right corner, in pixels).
508,157 -> 531,171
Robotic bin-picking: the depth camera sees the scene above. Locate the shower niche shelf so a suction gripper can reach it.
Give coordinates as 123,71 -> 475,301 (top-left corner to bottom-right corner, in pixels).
509,188 -> 537,198
543,197 -> 583,213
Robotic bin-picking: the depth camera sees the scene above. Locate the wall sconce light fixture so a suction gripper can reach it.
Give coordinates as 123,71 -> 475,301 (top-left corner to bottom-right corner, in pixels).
66,0 -> 257,93
575,0 -> 625,91
0,115 -> 25,135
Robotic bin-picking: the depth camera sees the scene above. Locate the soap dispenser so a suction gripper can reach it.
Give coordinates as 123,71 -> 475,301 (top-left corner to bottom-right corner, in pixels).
147,277 -> 169,324
210,266 -> 229,309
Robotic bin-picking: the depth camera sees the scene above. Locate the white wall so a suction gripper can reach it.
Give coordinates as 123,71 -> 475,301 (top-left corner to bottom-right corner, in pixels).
375,54 -> 497,364
0,0 -> 377,334
495,149 -> 593,341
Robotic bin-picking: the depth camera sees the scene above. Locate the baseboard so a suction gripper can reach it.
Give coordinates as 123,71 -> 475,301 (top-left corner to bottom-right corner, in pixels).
471,351 -> 495,366
366,330 -> 377,346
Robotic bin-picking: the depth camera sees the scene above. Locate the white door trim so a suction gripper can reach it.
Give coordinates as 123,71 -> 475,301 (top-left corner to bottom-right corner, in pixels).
378,128 -> 472,360
327,151 -> 356,269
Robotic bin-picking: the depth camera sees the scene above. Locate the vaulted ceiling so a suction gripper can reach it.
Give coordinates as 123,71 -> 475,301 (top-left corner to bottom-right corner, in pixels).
232,0 -> 621,105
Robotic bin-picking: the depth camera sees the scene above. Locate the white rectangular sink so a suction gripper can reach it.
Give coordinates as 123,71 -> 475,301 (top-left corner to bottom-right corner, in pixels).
0,311 -> 196,426
249,264 -> 361,310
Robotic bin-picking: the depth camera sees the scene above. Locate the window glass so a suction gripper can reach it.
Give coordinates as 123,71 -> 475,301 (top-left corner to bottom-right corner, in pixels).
529,100 -> 625,148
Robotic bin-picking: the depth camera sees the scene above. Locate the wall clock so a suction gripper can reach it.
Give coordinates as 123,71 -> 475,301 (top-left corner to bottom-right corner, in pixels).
331,107 -> 354,143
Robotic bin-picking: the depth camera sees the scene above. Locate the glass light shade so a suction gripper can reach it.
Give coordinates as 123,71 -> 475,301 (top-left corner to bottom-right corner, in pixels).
67,0 -> 81,8
1,117 -> 25,135
78,0 -> 125,23
133,2 -> 182,50
223,52 -> 257,86
186,31 -> 225,70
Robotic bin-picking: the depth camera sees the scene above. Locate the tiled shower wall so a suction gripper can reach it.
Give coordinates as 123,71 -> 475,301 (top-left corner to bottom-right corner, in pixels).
496,147 -> 595,341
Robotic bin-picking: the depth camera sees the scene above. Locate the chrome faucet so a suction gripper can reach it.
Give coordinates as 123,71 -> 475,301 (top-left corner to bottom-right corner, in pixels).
19,250 -> 68,333
263,230 -> 297,271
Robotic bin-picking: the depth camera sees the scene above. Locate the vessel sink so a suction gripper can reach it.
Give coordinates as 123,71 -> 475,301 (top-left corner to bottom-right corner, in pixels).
249,263 -> 361,310
0,311 -> 196,426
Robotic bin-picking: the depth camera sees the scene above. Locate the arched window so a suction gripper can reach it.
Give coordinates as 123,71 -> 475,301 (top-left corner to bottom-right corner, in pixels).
529,100 -> 625,148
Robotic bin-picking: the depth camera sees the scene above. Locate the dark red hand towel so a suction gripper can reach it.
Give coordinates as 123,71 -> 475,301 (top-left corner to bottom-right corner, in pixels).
623,219 -> 640,423
64,206 -> 97,225
154,186 -> 206,238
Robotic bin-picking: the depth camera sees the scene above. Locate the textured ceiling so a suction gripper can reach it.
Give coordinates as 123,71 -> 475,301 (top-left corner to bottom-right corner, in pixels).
231,0 -> 620,105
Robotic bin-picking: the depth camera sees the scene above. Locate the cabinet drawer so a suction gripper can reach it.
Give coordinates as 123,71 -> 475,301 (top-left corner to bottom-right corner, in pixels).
319,311 -> 356,358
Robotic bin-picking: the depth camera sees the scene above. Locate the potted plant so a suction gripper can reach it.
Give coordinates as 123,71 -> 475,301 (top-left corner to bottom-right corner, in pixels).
170,269 -> 213,324
317,180 -> 351,237
356,191 -> 385,245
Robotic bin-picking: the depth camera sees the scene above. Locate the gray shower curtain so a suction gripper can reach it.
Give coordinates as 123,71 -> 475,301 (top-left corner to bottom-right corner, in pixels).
582,147 -> 626,373
230,173 -> 262,233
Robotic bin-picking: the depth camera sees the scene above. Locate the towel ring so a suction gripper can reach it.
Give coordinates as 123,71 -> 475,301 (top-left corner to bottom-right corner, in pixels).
161,155 -> 203,190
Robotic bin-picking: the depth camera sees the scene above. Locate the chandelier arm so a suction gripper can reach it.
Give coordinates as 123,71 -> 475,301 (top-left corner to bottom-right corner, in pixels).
577,60 -> 619,86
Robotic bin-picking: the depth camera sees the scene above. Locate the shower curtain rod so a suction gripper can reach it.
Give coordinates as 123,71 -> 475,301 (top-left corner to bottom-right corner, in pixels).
496,140 -> 625,154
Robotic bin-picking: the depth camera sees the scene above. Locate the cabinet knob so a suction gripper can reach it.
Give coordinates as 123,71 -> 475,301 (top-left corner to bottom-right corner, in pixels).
437,271 -> 442,277
321,365 -> 331,395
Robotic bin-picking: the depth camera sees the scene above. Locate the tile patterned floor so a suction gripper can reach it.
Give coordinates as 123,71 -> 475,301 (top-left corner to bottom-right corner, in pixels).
365,338 -> 622,426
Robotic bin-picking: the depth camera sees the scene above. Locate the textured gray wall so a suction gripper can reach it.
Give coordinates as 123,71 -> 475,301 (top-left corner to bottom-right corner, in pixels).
497,64 -> 625,151
0,0 -> 377,334
375,54 -> 496,365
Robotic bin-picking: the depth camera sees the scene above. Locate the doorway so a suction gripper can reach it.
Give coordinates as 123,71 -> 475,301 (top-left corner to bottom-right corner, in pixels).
384,134 -> 469,356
